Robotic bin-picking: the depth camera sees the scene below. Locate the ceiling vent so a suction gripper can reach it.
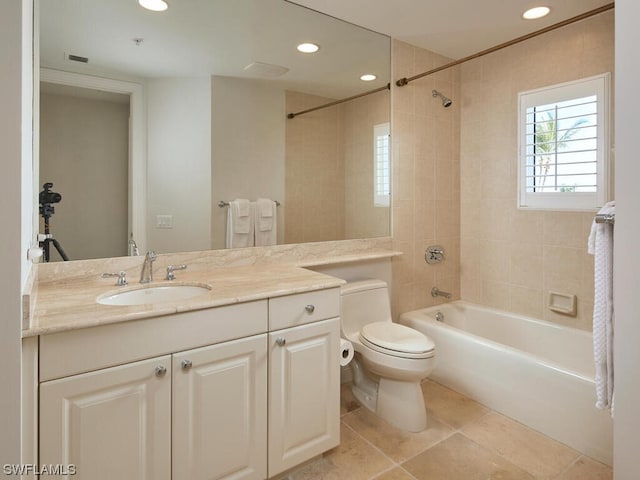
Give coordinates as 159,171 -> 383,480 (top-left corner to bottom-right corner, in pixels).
243,61 -> 289,78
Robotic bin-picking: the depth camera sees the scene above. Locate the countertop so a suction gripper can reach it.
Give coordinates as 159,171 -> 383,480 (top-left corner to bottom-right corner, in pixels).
25,263 -> 346,338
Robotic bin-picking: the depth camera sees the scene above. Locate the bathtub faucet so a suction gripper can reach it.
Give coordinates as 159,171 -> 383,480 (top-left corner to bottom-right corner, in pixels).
431,287 -> 452,299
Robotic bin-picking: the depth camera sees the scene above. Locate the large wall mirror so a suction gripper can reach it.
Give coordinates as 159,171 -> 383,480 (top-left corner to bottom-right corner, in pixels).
37,0 -> 391,262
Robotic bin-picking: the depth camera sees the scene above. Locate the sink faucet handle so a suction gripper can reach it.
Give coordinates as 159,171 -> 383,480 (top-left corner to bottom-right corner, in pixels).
101,271 -> 128,286
165,264 -> 187,281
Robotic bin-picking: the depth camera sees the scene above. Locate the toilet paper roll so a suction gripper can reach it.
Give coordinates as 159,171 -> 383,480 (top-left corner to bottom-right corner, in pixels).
339,338 -> 354,367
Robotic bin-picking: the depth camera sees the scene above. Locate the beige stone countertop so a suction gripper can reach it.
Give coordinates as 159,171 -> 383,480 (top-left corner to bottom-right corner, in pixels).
25,264 -> 346,338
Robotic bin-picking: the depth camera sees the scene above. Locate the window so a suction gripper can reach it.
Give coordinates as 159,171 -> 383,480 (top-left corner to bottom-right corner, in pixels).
373,122 -> 390,207
518,73 -> 610,210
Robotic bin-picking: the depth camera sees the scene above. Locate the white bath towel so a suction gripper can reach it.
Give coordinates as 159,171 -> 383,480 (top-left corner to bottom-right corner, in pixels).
254,198 -> 277,246
588,201 -> 615,414
226,199 -> 254,248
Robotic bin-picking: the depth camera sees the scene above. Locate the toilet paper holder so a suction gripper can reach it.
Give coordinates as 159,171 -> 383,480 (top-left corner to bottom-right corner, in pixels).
339,338 -> 354,367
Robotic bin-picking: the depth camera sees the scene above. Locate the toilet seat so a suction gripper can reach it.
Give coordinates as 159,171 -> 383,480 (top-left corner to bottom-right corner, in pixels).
359,322 -> 435,359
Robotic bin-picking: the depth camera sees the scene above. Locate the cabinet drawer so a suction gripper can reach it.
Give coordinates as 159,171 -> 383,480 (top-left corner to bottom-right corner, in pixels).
269,288 -> 340,330
40,300 -> 267,381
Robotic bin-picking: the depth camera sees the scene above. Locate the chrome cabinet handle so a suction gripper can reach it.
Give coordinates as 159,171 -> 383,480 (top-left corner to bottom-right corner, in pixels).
276,337 -> 286,346
155,365 -> 167,377
181,359 -> 192,370
305,304 -> 315,314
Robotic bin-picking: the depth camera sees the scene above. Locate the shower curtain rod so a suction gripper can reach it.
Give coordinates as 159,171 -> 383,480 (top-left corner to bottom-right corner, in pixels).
286,2 -> 613,118
286,83 -> 390,119
396,3 -> 614,87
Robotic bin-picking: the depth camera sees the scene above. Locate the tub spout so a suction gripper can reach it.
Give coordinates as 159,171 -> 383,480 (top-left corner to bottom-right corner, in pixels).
431,287 -> 452,299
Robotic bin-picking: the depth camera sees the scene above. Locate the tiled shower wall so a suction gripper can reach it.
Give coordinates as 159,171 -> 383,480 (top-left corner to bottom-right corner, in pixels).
389,11 -> 613,330
284,90 -> 390,244
285,91 -> 345,244
390,40 -> 462,320
459,11 -> 614,330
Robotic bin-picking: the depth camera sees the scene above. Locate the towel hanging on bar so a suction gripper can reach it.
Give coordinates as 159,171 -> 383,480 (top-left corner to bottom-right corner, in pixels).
588,201 -> 615,415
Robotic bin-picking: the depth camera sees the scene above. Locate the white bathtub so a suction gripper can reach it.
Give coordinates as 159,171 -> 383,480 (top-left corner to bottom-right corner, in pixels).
399,301 -> 613,465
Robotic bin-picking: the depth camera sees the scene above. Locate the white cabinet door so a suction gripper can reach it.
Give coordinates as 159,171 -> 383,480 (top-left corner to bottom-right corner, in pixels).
40,355 -> 172,480
268,318 -> 340,477
172,334 -> 268,480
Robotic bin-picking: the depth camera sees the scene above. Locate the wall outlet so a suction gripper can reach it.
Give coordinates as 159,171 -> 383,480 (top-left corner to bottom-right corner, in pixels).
156,214 -> 174,229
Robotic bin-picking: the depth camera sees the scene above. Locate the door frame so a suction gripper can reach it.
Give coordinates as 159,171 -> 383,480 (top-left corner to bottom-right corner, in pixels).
39,68 -> 147,254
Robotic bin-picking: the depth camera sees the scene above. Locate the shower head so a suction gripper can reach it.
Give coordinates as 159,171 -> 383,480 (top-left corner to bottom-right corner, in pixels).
432,89 -> 453,108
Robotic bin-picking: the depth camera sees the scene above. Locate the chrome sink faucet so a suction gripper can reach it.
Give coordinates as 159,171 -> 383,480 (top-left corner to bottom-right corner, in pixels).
140,251 -> 157,284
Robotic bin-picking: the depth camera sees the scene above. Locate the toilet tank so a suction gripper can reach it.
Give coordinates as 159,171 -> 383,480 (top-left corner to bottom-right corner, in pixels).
340,279 -> 392,338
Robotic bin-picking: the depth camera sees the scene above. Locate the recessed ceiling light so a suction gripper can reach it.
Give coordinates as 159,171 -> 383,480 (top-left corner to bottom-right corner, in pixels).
297,43 -> 320,54
522,6 -> 550,20
138,0 -> 168,12
360,74 -> 377,82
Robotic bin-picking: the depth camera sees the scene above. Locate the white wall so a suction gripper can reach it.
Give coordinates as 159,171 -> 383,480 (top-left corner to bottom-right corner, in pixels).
613,1 -> 640,478
211,76 -> 285,249
146,77 -> 212,253
0,0 -> 32,465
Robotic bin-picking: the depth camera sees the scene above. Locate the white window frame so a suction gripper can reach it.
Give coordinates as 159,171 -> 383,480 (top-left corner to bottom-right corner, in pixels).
373,122 -> 391,207
517,73 -> 610,211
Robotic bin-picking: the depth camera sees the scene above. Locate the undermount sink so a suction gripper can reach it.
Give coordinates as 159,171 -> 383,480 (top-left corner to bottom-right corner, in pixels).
97,284 -> 212,306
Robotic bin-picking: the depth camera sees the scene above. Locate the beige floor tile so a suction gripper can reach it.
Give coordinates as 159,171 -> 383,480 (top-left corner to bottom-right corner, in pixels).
372,466 -> 417,480
402,433 -> 535,480
421,380 -> 490,429
461,412 -> 580,479
342,407 -> 454,463
340,383 -> 361,416
287,423 -> 394,480
556,457 -> 613,480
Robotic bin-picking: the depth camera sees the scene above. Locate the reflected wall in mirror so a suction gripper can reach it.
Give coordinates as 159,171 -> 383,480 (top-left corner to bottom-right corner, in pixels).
38,0 -> 391,261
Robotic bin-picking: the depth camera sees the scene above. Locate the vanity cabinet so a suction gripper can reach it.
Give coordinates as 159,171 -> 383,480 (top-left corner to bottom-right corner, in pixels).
172,335 -> 267,480
34,287 -> 341,480
40,335 -> 268,480
40,355 -> 173,480
268,318 -> 340,477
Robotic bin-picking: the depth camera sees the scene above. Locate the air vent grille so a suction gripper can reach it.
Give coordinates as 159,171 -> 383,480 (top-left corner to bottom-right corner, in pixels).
67,54 -> 89,63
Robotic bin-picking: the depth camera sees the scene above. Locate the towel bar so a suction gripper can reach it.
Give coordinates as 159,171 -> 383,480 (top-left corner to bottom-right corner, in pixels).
218,200 -> 281,208
595,213 -> 615,224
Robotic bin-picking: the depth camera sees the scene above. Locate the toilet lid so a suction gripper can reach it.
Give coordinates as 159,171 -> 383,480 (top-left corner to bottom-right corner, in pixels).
360,322 -> 435,355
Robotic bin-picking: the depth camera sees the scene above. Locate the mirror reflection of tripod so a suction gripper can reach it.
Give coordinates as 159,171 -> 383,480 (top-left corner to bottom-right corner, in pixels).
39,182 -> 69,262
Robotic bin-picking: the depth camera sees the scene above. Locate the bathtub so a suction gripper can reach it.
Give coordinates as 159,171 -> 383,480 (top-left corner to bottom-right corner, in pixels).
399,301 -> 613,466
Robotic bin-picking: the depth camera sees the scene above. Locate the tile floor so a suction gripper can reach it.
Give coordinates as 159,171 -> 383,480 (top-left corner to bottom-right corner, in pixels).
281,380 -> 613,480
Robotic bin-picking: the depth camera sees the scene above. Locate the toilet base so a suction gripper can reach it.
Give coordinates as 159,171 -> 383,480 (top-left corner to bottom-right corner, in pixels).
350,357 -> 427,432
377,378 -> 427,432
350,356 -> 378,413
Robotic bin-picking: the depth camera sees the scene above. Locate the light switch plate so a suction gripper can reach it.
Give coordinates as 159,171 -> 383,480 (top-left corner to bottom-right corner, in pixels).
156,214 -> 174,229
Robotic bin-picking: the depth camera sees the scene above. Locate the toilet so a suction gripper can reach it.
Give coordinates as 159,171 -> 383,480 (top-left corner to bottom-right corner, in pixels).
340,279 -> 435,432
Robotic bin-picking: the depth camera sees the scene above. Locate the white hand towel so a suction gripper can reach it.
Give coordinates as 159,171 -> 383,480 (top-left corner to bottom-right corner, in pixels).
256,198 -> 274,232
588,201 -> 615,414
226,199 -> 254,248
231,199 -> 251,234
255,198 -> 277,246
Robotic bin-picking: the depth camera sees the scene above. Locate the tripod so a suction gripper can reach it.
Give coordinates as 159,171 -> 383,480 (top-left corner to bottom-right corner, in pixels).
39,183 -> 69,262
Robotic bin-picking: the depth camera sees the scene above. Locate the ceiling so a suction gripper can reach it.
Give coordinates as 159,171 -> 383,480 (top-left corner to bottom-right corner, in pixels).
39,0 -> 614,99
39,0 -> 390,99
290,0 -> 614,59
